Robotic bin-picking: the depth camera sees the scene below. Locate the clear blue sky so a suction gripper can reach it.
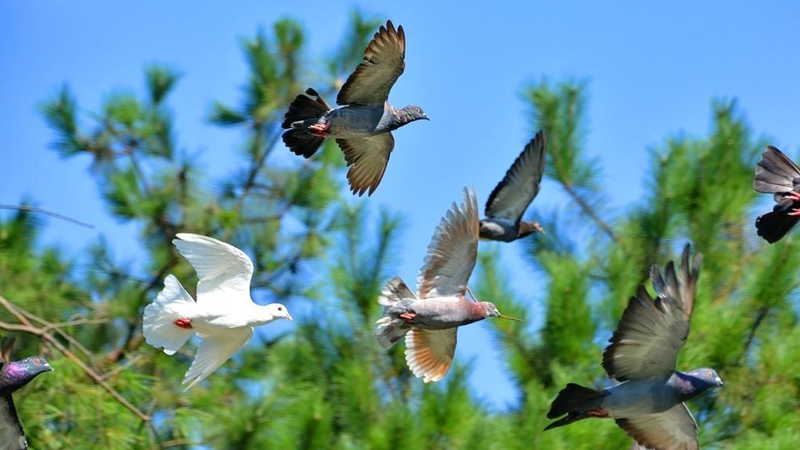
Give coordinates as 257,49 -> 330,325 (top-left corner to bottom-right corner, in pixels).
2,1 -> 800,409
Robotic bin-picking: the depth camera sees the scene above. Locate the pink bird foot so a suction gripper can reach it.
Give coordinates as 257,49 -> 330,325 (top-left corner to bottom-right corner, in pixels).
785,191 -> 800,202
308,123 -> 330,137
399,311 -> 416,323
174,318 -> 193,329
586,407 -> 608,418
789,208 -> 800,217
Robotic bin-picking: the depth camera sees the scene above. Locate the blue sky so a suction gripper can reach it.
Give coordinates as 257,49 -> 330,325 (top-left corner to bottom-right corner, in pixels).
2,1 -> 800,409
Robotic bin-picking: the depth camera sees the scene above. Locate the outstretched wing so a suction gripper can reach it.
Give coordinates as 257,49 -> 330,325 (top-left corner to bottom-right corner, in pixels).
182,327 -> 253,391
603,245 -> 702,381
0,395 -> 28,450
337,20 -> 406,106
617,403 -> 699,450
417,188 -> 479,299
172,233 -> 254,304
485,131 -> 547,222
336,133 -> 395,196
405,328 -> 457,383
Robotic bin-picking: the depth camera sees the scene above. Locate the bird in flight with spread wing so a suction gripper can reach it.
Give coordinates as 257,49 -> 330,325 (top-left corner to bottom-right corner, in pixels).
545,244 -> 723,450
0,337 -> 52,450
374,188 -> 521,382
281,20 -> 428,196
753,145 -> 800,243
480,130 -> 547,242
143,233 -> 292,390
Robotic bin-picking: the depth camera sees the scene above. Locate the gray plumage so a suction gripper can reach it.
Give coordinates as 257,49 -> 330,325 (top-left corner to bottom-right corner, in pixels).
373,188 -> 518,382
480,131 -> 547,241
546,245 -> 723,450
281,20 -> 428,196
0,338 -> 52,450
753,145 -> 800,243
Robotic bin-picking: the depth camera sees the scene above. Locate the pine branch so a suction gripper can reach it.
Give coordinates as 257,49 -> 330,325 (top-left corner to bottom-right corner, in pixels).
0,294 -> 151,422
559,183 -> 619,243
0,204 -> 95,229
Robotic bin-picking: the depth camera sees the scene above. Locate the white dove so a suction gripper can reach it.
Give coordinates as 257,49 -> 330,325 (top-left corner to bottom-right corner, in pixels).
143,233 -> 292,390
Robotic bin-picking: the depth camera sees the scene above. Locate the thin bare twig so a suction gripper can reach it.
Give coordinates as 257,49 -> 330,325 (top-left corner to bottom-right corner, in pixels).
0,204 -> 94,229
560,183 -> 620,244
0,295 -> 150,422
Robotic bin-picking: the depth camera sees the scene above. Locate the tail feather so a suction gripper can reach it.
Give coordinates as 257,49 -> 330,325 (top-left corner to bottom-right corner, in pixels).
374,277 -> 416,349
281,88 -> 331,128
756,210 -> 800,243
143,275 -> 196,355
282,130 -> 325,159
545,383 -> 606,431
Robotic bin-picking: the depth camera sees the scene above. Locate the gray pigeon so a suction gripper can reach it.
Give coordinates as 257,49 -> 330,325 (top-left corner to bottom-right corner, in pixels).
545,245 -> 723,450
0,337 -> 52,450
480,131 -> 547,241
282,20 -> 428,196
374,188 -> 521,382
753,145 -> 800,243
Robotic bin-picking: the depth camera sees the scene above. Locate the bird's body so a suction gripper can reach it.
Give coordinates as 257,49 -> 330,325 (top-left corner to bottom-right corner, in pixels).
381,295 -> 489,330
143,233 -> 292,390
282,20 -> 428,196
374,188 -> 520,383
0,338 -> 52,450
480,131 -> 547,241
546,245 -> 723,450
753,145 -> 800,243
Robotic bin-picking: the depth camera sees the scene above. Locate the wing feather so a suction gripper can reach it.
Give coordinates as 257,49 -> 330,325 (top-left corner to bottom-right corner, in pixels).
485,131 -> 547,222
172,233 -> 254,304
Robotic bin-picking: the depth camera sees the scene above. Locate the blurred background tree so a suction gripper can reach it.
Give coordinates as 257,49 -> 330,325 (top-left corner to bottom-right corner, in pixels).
0,10 -> 799,450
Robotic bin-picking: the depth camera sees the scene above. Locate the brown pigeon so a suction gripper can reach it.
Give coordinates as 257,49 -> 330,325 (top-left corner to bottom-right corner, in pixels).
480,131 -> 547,241
282,20 -> 428,196
373,188 -> 520,382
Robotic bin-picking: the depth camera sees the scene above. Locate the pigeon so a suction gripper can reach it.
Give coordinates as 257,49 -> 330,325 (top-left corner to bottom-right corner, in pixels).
545,245 -> 723,450
282,20 -> 428,196
0,337 -> 52,450
143,233 -> 292,390
753,145 -> 800,243
373,188 -> 521,382
480,131 -> 547,241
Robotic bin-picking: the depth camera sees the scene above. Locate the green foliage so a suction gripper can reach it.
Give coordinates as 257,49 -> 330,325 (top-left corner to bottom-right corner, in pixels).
1,12 -> 799,450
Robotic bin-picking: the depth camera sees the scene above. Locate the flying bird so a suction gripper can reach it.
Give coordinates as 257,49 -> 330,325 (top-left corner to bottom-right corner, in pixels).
0,337 -> 52,450
282,20 -> 428,196
143,233 -> 292,390
753,145 -> 800,243
480,131 -> 547,241
374,188 -> 521,382
545,245 -> 723,450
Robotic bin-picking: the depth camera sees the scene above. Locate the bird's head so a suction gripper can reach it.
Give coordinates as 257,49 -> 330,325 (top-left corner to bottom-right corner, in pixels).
481,302 -> 523,322
264,303 -> 293,322
518,221 -> 545,239
675,368 -> 723,400
2,356 -> 52,392
400,105 -> 429,122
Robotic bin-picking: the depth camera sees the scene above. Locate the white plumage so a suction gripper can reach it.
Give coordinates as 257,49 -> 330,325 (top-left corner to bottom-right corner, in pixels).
143,233 -> 292,390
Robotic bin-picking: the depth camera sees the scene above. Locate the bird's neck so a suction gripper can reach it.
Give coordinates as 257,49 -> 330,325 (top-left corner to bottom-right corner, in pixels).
248,305 -> 277,327
669,371 -> 704,401
0,363 -> 36,395
467,301 -> 489,321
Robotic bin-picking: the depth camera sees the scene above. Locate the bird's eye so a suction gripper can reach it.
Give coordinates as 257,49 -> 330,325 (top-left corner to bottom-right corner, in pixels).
278,307 -> 283,311
707,371 -> 712,378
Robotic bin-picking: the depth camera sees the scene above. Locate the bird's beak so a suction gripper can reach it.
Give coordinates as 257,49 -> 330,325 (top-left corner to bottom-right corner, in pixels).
44,362 -> 54,372
498,314 -> 523,322
716,377 -> 724,387
285,313 -> 293,321
422,114 -> 430,121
